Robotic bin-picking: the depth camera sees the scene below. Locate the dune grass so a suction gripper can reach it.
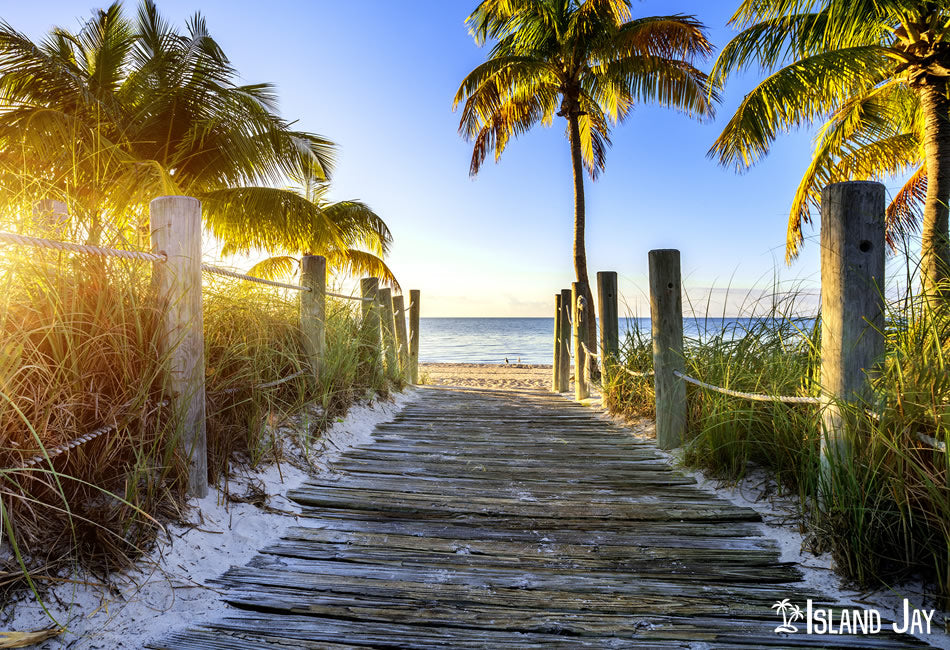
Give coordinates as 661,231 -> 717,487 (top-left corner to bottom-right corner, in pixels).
601,285 -> 950,604
0,248 -> 402,604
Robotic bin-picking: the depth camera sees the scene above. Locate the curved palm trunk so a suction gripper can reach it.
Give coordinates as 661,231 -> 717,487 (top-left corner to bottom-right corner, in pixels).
567,112 -> 598,351
918,82 -> 950,296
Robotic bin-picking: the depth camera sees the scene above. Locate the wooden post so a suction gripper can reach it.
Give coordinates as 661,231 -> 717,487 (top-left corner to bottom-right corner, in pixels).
597,271 -> 619,363
408,290 -> 420,384
819,181 -> 885,485
32,199 -> 68,234
150,196 -> 207,498
552,293 -> 562,392
392,294 -> 410,377
649,249 -> 686,450
558,288 -> 571,392
300,255 -> 326,380
572,282 -> 590,401
378,287 -> 398,374
360,278 -> 381,377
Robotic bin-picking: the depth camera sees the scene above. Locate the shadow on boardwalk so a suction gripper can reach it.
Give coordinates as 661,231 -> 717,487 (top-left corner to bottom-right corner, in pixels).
151,386 -> 928,648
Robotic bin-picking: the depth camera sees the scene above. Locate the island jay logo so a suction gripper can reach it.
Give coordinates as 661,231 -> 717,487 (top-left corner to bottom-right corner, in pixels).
772,599 -> 804,633
771,598 -> 936,636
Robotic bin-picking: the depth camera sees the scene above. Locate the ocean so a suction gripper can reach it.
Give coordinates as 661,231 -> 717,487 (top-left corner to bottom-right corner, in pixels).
418,317 -> 815,364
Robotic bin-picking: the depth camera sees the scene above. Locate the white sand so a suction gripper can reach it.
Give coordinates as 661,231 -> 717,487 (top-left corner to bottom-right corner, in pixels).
420,362 -> 554,391
1,390 -> 417,649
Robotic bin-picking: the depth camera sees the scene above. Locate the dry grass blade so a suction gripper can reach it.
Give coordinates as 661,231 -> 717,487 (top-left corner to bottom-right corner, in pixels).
0,627 -> 64,648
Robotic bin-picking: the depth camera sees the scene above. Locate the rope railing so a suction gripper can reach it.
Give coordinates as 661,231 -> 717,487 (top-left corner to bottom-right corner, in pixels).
327,290 -> 373,302
620,366 -> 654,378
15,364 -> 315,469
673,370 -> 820,405
201,263 -> 310,292
20,422 -> 117,468
668,371 -> 946,452
580,341 -> 600,360
15,398 -> 171,470
0,231 -> 166,263
218,369 -> 309,396
917,432 -> 947,452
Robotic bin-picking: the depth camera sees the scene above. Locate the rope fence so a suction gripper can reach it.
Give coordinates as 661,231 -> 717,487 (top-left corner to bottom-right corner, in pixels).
580,342 -> 600,360
327,290 -> 373,303
0,231 -> 166,263
670,371 -> 945,452
201,263 -> 310,292
620,366 -> 654,378
20,422 -> 117,469
672,370 -> 820,405
16,398 -> 171,470
14,363 -> 316,470
218,369 -> 309,395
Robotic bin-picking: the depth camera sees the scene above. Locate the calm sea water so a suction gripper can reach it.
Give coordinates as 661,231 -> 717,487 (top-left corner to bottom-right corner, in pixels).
419,317 -> 815,364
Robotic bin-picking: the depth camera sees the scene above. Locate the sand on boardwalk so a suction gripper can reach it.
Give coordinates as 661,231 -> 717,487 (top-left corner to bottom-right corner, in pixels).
420,362 -> 557,391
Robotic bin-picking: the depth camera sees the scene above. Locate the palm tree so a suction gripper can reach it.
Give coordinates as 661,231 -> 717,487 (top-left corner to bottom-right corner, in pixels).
454,0 -> 717,342
709,0 -> 950,295
235,177 -> 400,290
0,1 -> 338,255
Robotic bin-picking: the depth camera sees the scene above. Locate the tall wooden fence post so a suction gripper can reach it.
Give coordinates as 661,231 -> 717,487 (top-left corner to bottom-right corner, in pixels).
649,249 -> 686,450
408,290 -> 420,384
150,196 -> 207,498
378,287 -> 398,374
300,255 -> 326,380
392,295 -> 410,378
819,181 -> 885,489
558,288 -> 571,392
360,277 -> 381,378
552,294 -> 563,392
573,282 -> 590,401
597,271 -> 619,364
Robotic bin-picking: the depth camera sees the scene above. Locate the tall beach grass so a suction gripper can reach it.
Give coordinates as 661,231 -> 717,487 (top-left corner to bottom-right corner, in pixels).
602,282 -> 950,604
0,246 -> 402,603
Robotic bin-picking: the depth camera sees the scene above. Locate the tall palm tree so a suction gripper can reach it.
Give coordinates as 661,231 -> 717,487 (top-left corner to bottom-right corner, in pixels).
709,0 -> 950,295
0,1 -> 339,256
454,0 -> 717,341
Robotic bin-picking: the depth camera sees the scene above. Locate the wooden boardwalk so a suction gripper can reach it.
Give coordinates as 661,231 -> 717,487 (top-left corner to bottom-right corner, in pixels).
152,387 -> 928,648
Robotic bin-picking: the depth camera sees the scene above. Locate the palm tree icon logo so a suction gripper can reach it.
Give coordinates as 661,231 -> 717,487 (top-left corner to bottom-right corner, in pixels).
772,599 -> 804,633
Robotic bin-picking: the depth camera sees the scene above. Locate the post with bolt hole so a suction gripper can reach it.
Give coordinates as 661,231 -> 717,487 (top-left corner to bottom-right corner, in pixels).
819,181 -> 885,497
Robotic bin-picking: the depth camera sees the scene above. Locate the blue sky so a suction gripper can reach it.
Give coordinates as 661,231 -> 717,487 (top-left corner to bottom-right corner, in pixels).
6,1 -> 904,316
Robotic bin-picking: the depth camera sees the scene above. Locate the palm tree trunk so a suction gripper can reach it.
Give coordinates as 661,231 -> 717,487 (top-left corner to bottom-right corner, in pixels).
918,82 -> 950,296
567,112 -> 597,352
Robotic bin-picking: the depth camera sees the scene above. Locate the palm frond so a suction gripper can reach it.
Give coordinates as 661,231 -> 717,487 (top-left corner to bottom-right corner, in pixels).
201,186 -> 342,256
247,255 -> 298,280
709,46 -> 892,171
886,165 -> 925,249
325,249 -> 400,291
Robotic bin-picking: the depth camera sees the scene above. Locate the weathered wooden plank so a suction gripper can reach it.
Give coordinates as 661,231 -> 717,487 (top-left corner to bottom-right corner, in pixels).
151,386 -> 934,649
266,527 -> 788,563
289,514 -> 774,548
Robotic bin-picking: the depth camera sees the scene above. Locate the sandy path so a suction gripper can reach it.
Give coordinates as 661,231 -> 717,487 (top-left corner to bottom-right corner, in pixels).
420,362 -> 556,391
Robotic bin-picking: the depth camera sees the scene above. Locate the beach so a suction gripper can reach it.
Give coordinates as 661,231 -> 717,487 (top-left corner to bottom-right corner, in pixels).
420,362 -> 555,390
